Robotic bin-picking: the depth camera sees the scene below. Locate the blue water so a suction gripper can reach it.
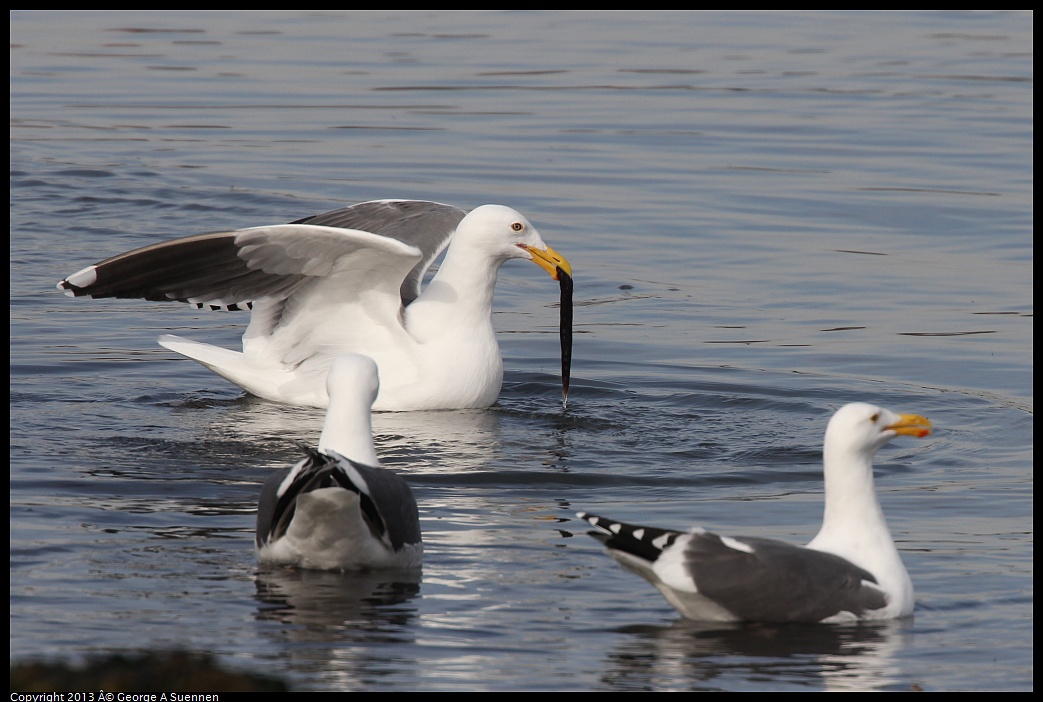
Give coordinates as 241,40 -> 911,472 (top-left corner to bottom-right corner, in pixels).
10,10 -> 1032,691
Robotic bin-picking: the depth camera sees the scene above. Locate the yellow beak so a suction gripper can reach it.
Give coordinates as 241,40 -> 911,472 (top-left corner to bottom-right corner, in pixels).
521,243 -> 572,280
887,413 -> 933,438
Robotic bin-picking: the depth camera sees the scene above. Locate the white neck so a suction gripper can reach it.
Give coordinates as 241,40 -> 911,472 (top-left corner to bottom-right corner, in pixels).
808,441 -> 912,615
318,392 -> 380,466
823,441 -> 888,530
405,241 -> 501,342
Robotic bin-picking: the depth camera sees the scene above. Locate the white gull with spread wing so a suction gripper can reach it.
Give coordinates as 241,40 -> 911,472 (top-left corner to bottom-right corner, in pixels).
58,200 -> 571,410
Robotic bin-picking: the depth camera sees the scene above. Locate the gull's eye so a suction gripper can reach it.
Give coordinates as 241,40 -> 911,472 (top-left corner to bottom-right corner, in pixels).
511,222 -> 524,232
869,412 -> 880,423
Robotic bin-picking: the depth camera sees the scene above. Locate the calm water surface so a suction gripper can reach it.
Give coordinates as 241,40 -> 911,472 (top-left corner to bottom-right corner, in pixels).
10,10 -> 1032,691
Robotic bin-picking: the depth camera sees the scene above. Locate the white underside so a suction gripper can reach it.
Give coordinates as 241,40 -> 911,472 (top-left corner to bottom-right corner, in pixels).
159,320 -> 502,411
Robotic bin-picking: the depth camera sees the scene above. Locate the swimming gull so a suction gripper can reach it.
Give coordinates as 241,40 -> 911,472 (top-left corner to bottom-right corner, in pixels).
57,199 -> 573,411
256,353 -> 422,570
578,402 -> 933,623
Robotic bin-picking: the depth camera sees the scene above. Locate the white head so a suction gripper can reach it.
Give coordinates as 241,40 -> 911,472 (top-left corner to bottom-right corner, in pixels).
455,205 -> 571,279
824,402 -> 932,462
318,353 -> 381,465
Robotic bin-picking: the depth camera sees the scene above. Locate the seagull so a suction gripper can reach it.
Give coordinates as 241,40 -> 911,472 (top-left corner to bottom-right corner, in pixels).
578,402 -> 933,623
57,199 -> 572,411
255,353 -> 422,570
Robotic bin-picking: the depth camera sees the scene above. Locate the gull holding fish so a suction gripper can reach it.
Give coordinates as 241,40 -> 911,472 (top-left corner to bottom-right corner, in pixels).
58,199 -> 573,410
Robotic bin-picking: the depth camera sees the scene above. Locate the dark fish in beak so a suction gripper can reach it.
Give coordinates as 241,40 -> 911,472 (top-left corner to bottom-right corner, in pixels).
557,266 -> 573,408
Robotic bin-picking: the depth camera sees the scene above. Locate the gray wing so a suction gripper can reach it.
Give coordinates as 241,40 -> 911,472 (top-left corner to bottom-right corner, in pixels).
257,445 -> 420,552
681,533 -> 887,623
254,444 -> 319,546
323,449 -> 422,550
292,199 -> 467,304
56,232 -> 242,308
57,200 -> 465,309
579,512 -> 887,623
